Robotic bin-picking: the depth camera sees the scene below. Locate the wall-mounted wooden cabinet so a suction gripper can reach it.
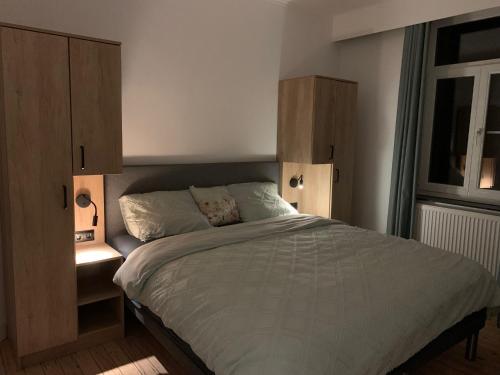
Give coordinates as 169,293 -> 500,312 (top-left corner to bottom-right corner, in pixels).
278,76 -> 357,223
0,24 -> 122,365
71,39 -> 122,175
278,76 -> 357,165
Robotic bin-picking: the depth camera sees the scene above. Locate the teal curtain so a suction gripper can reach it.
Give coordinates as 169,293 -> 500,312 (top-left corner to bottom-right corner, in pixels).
387,23 -> 430,238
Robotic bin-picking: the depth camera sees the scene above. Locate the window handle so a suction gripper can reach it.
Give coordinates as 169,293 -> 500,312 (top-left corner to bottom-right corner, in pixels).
334,168 -> 340,184
329,145 -> 335,161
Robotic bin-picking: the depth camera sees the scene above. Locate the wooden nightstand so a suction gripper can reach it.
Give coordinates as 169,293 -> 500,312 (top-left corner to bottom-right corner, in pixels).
75,243 -> 124,344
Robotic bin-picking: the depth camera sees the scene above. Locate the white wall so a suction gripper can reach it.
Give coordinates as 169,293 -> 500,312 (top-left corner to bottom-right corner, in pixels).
332,0 -> 500,41
280,5 -> 338,78
0,0 -> 286,164
334,28 -> 405,232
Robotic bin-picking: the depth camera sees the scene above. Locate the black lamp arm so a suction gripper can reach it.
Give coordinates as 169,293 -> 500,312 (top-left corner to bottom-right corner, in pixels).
75,193 -> 98,227
90,200 -> 98,227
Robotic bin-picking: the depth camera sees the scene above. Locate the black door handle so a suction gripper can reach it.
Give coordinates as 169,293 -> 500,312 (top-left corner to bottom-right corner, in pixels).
80,145 -> 85,170
329,145 -> 335,161
63,185 -> 68,210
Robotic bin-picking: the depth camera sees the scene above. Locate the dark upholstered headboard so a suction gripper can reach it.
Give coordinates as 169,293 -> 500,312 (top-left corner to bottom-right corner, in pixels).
104,162 -> 280,241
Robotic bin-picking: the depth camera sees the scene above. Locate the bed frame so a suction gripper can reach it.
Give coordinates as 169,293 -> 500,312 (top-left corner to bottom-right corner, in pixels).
125,298 -> 486,375
105,162 -> 281,240
105,162 -> 487,374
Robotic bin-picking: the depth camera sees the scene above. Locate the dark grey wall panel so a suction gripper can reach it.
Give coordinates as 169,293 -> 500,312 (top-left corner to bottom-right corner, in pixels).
104,162 -> 280,240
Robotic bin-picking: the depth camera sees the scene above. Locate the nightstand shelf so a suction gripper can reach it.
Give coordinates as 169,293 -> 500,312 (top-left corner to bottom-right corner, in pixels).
78,280 -> 122,306
78,298 -> 122,335
75,243 -> 124,338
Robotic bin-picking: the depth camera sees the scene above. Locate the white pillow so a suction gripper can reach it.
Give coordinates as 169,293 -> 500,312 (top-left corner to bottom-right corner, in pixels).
119,190 -> 211,242
227,182 -> 298,222
189,186 -> 240,226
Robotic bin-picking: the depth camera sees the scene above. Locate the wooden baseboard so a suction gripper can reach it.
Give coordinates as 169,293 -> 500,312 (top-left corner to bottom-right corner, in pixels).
19,324 -> 123,368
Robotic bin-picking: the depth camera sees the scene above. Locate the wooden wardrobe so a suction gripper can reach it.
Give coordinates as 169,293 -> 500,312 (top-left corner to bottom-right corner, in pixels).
0,24 -> 122,365
278,76 -> 357,223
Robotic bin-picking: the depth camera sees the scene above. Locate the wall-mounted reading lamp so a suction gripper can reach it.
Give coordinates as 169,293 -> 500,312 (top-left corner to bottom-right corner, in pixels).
75,194 -> 98,227
289,175 -> 304,190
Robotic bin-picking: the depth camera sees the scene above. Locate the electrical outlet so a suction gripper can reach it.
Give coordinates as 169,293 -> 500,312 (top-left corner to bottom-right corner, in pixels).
75,230 -> 95,243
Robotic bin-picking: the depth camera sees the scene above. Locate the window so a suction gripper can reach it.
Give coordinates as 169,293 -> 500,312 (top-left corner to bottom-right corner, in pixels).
435,15 -> 500,66
428,77 -> 474,187
480,73 -> 500,191
419,13 -> 500,205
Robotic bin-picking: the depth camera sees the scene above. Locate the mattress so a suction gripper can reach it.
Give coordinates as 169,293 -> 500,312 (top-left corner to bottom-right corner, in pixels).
114,215 -> 500,375
109,234 -> 144,258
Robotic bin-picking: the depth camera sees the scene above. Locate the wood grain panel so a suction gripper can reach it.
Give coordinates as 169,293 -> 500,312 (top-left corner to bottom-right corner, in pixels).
72,350 -> 101,374
0,27 -> 18,350
331,80 -> 357,224
278,76 -> 357,166
70,39 -> 122,175
0,22 -> 120,46
73,175 -> 105,244
277,77 -> 315,163
0,27 -> 77,355
281,162 -> 333,218
312,77 -> 336,164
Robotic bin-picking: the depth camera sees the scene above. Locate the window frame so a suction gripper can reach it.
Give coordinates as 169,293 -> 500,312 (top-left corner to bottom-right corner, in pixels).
418,10 -> 500,205
468,64 -> 500,202
419,66 -> 481,198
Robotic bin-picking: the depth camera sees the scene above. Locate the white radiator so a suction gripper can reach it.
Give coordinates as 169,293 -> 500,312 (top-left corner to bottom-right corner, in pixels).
414,203 -> 500,281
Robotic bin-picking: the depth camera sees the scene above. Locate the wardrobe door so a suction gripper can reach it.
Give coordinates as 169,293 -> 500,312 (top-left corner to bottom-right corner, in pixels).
278,77 -> 315,164
70,39 -> 122,175
331,80 -> 357,224
312,77 -> 336,164
0,27 -> 77,355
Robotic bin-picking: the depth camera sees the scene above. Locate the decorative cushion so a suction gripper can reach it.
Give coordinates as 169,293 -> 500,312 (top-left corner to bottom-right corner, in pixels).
119,190 -> 211,242
189,186 -> 240,226
227,182 -> 298,222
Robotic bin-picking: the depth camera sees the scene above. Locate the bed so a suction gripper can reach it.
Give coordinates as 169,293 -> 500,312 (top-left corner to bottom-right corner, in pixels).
105,162 -> 500,375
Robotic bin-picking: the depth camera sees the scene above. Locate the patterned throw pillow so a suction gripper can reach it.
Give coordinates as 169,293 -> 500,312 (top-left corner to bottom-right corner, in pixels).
189,186 -> 240,226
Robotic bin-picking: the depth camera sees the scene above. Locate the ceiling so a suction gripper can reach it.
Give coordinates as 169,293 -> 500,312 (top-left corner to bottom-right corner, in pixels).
287,0 -> 385,14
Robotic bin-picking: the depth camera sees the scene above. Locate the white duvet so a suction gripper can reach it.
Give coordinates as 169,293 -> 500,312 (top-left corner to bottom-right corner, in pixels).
114,215 -> 500,375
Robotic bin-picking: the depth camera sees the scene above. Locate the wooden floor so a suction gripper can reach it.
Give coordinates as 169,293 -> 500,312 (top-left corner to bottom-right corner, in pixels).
0,319 -> 498,374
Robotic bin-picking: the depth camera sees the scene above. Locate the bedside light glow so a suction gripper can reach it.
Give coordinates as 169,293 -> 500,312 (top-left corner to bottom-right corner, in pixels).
75,244 -> 121,265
